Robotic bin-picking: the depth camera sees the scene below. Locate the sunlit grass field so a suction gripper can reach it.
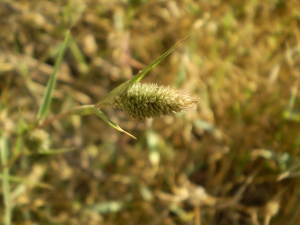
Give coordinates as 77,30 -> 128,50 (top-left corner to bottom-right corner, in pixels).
1,0 -> 300,224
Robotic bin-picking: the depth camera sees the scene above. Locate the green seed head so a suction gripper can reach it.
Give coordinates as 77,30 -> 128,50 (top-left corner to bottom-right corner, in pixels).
113,82 -> 198,121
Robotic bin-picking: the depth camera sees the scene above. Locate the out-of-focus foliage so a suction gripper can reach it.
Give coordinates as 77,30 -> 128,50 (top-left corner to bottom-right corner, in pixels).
1,0 -> 300,224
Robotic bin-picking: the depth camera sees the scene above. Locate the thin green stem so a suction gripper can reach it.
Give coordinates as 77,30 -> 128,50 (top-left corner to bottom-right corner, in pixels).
1,134 -> 11,225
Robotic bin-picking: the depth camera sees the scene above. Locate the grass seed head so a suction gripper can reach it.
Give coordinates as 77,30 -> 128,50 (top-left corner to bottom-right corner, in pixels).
113,82 -> 198,121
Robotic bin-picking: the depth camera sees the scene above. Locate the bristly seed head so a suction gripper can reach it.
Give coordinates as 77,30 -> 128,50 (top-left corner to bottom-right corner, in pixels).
113,82 -> 198,121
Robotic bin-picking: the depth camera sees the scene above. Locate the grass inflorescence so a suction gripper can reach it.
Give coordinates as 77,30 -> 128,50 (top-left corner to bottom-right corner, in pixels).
1,1 -> 300,225
113,82 -> 198,121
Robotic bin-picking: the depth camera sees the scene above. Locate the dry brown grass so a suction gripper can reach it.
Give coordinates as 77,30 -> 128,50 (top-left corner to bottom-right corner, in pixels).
1,0 -> 300,224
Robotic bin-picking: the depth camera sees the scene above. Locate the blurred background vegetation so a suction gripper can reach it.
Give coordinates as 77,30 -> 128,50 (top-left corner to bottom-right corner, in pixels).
1,0 -> 300,224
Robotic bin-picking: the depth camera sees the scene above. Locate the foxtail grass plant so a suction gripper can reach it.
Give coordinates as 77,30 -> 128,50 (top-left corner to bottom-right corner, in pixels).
32,32 -> 197,139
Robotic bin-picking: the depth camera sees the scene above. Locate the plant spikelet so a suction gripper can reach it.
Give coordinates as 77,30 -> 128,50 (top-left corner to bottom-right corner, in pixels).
113,83 -> 198,121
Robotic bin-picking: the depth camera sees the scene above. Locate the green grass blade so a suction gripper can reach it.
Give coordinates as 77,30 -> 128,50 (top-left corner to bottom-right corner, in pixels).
129,35 -> 189,84
36,30 -> 72,122
65,105 -> 136,138
92,108 -> 136,139
69,36 -> 88,78
95,35 -> 189,109
1,134 -> 11,225
70,105 -> 96,116
0,174 -> 54,190
33,148 -> 75,155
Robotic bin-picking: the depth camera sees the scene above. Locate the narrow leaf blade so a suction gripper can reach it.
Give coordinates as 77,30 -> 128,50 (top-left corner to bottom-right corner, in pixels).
92,108 -> 136,139
95,35 -> 189,109
129,35 -> 189,84
37,30 -> 72,122
1,134 -> 12,225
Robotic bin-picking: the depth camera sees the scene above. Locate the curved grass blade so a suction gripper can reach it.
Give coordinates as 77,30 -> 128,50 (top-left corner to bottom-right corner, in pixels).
34,105 -> 135,138
95,35 -> 189,109
69,105 -> 95,116
0,174 -> 54,190
36,30 -> 71,122
67,105 -> 136,139
92,108 -> 136,139
1,134 -> 11,225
